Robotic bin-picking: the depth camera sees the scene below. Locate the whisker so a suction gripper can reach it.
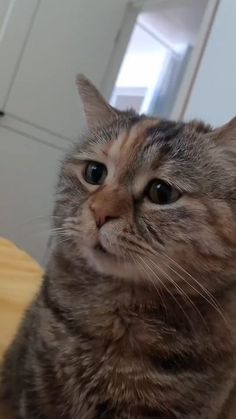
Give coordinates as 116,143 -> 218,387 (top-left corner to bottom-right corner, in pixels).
147,257 -> 208,330
129,252 -> 168,317
138,240 -> 230,328
135,255 -> 195,332
164,253 -> 222,303
49,227 -> 68,233
56,236 -> 73,246
136,256 -> 169,320
160,253 -> 230,328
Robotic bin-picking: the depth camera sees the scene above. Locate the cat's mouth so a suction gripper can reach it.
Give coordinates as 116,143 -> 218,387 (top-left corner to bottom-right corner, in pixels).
94,242 -> 108,255
93,241 -> 118,261
89,240 -> 136,278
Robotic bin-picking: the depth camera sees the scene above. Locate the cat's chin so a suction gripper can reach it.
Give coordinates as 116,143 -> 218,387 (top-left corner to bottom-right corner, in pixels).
82,244 -> 142,280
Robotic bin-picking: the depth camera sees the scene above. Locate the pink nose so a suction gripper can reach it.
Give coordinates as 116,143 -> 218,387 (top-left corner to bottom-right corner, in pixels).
90,204 -> 117,228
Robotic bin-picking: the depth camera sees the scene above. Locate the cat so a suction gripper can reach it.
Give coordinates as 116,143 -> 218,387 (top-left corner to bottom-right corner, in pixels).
1,75 -> 236,419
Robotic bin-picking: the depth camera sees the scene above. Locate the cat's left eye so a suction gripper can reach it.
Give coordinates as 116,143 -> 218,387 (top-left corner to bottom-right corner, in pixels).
83,161 -> 107,185
146,179 -> 181,205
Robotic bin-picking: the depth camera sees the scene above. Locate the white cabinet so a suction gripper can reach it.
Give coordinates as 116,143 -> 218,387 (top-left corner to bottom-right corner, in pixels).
0,0 -> 129,262
0,126 -> 64,263
1,0 -> 129,140
0,0 -> 39,111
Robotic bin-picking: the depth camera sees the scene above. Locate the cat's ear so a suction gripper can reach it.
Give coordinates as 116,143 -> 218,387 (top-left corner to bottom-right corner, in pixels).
212,117 -> 236,150
76,74 -> 119,130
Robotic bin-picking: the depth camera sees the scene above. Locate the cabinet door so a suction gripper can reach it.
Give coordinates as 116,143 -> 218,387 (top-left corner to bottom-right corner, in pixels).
0,0 -> 39,110
0,127 -> 64,263
3,0 -> 129,140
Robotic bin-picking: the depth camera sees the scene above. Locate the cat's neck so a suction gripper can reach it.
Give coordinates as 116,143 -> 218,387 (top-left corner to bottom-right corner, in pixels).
44,245 -> 235,336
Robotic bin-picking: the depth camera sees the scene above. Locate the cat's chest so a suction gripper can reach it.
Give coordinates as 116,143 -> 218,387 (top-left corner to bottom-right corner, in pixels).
55,307 -> 227,416
76,310 -> 177,401
87,307 -> 171,354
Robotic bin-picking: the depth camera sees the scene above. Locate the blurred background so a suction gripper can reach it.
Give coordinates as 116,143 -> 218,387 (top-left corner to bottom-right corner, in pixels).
0,0 -> 234,264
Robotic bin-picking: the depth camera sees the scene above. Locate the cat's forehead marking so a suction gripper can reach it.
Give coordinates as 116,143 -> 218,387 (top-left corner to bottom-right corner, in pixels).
108,119 -> 160,164
108,130 -> 128,161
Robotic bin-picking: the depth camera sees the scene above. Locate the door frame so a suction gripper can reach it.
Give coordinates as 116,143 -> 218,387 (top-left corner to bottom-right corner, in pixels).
101,2 -> 139,100
171,0 -> 219,120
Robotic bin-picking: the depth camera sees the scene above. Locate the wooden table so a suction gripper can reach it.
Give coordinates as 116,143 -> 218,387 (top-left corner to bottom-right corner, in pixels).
0,238 -> 42,418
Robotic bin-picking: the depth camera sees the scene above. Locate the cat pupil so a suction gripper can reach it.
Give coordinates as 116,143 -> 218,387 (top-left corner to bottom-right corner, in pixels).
147,180 -> 180,205
90,165 -> 102,183
84,161 -> 107,185
156,182 -> 172,204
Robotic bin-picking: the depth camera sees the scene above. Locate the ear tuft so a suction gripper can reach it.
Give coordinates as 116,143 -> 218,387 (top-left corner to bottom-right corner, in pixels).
76,74 -> 119,130
213,116 -> 236,143
207,117 -> 236,162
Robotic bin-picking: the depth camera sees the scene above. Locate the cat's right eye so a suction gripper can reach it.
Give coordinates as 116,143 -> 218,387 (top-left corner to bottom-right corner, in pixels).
83,161 -> 107,185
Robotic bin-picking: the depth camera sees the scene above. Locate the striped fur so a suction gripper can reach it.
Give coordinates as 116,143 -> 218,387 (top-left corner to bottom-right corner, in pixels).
2,77 -> 236,418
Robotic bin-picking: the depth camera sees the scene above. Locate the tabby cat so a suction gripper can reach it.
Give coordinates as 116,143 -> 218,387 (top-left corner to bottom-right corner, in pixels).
1,76 -> 236,419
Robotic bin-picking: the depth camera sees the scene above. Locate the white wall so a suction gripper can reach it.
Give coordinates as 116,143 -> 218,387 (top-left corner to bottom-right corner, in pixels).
185,0 -> 236,127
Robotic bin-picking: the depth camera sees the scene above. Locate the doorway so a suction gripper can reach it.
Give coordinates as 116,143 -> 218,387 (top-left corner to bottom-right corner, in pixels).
104,0 -> 219,120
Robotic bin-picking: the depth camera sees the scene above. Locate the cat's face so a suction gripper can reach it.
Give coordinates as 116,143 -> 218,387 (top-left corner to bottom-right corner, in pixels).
55,76 -> 236,291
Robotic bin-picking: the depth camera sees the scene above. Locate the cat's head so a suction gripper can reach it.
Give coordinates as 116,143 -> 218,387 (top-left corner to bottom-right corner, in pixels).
54,75 -> 236,292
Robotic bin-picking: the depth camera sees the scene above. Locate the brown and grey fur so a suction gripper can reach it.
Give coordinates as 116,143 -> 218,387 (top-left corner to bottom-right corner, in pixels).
1,76 -> 236,418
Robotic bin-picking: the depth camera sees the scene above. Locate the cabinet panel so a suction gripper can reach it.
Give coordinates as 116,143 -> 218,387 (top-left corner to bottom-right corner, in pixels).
0,0 -> 11,28
0,126 -> 64,263
5,0 -> 128,139
0,0 -> 39,110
